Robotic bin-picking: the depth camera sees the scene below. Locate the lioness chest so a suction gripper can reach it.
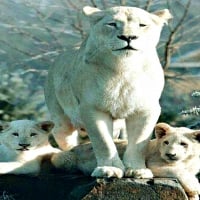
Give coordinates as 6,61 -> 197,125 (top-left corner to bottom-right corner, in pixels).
56,52 -> 164,124
101,72 -> 162,118
72,60 -> 164,119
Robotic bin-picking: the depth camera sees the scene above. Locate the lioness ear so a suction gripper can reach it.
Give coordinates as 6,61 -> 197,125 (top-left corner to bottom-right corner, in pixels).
37,121 -> 54,133
155,122 -> 171,139
83,6 -> 104,24
192,131 -> 200,143
83,6 -> 101,16
152,9 -> 173,25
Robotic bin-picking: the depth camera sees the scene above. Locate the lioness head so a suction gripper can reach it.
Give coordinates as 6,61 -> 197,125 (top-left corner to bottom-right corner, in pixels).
155,123 -> 200,163
83,6 -> 172,58
0,120 -> 54,152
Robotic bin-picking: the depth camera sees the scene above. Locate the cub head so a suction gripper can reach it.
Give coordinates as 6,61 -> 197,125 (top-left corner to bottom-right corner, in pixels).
155,122 -> 200,163
83,6 -> 172,58
0,120 -> 54,152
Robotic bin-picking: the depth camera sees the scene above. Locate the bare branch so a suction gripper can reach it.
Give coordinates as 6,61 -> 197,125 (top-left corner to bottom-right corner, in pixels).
100,0 -> 107,9
0,39 -> 33,57
71,22 -> 85,39
90,0 -> 98,7
174,41 -> 200,47
65,0 -> 80,10
144,0 -> 153,11
34,8 -> 64,50
163,0 -> 192,69
10,26 -> 47,48
175,15 -> 200,38
119,0 -> 127,6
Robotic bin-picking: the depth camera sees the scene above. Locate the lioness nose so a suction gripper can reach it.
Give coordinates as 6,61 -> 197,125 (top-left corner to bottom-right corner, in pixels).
117,35 -> 138,43
19,143 -> 30,148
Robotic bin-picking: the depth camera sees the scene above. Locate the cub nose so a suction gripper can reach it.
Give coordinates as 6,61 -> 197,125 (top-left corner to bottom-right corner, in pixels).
166,153 -> 176,159
19,143 -> 30,148
117,35 -> 138,43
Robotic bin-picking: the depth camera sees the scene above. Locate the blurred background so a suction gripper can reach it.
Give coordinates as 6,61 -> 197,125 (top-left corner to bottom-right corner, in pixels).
0,0 -> 200,127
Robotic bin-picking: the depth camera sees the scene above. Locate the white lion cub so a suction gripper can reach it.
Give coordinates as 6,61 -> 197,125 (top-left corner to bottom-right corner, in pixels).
146,123 -> 200,200
45,6 -> 172,178
0,120 -> 60,175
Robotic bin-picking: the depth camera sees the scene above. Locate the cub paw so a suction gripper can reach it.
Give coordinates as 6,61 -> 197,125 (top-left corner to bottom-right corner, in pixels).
187,191 -> 200,200
125,168 -> 153,178
187,194 -> 199,200
91,166 -> 124,178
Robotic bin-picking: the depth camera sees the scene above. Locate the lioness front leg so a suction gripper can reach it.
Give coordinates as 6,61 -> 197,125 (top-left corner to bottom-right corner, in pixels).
124,107 -> 160,178
81,108 -> 125,178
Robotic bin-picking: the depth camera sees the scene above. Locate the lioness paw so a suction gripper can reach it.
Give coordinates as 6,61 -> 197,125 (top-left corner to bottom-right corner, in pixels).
91,166 -> 124,178
125,168 -> 153,178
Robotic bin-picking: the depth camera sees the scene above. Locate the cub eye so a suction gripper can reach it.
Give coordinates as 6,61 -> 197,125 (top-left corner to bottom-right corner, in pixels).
139,23 -> 147,27
164,141 -> 169,145
30,133 -> 38,137
180,142 -> 188,147
107,22 -> 117,28
12,132 -> 19,137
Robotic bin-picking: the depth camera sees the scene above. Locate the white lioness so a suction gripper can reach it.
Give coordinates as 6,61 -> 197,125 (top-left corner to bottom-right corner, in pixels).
52,123 -> 200,200
0,120 -> 60,175
45,6 -> 172,178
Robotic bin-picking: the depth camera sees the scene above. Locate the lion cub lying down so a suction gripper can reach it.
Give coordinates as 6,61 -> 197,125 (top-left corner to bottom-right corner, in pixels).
0,120 -> 60,175
52,123 -> 200,200
146,123 -> 200,200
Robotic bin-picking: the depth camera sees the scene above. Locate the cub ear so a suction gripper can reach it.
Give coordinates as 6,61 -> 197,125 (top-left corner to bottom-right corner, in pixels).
0,121 -> 9,132
152,9 -> 173,25
155,122 -> 171,139
83,6 -> 104,24
37,121 -> 54,133
192,131 -> 200,143
0,121 -> 4,132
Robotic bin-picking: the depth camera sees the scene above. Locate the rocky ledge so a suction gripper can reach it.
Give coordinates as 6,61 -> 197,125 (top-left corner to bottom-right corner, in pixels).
0,174 -> 189,200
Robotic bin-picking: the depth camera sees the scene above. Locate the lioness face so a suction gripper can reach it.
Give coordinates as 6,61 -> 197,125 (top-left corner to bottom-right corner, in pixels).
0,120 -> 54,152
155,123 -> 200,164
84,6 -> 172,56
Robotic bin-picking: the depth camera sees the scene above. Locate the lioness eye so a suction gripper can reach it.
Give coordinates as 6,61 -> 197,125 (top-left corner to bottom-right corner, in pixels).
139,23 -> 147,27
164,141 -> 169,145
12,132 -> 19,137
107,22 -> 117,28
30,133 -> 38,137
180,142 -> 187,147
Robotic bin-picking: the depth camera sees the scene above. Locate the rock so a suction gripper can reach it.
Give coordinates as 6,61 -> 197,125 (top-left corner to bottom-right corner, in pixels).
83,178 -> 188,200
